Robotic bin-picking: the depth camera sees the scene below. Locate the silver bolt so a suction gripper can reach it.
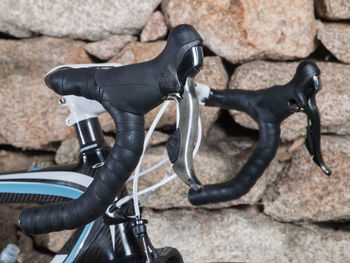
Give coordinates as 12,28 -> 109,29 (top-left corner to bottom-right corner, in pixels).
59,98 -> 66,105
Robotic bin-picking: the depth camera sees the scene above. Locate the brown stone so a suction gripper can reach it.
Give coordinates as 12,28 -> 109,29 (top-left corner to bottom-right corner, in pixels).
84,35 -> 136,60
0,37 -> 91,149
144,207 -> 350,262
263,135 -> 350,222
229,60 -> 350,141
18,250 -> 53,263
140,11 -> 168,42
0,0 -> 161,40
317,21 -> 350,64
109,41 -> 227,135
33,230 -> 75,253
0,205 -> 20,250
315,0 -> 350,20
162,0 -> 316,63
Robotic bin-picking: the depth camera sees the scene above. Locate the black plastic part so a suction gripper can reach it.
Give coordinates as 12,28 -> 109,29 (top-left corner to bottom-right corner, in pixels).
45,25 -> 202,116
166,129 -> 181,163
20,24 -> 203,235
189,60 -> 330,205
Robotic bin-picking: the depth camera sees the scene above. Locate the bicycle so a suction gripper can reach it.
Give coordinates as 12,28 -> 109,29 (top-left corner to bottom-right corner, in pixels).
0,23 -> 330,263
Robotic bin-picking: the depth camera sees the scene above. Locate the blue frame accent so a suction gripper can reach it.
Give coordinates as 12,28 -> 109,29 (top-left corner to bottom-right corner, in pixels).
64,222 -> 93,263
0,182 -> 82,199
0,181 -> 94,263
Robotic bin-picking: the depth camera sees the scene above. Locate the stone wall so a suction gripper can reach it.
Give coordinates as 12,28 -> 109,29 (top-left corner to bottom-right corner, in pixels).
1,0 -> 350,262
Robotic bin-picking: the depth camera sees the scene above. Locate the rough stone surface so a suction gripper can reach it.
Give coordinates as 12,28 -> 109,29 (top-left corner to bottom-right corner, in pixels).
0,37 -> 91,149
0,204 -> 54,263
0,150 -> 54,173
317,21 -> 350,64
147,131 -> 169,146
0,205 -> 20,250
162,0 -> 316,63
109,41 -> 228,135
18,250 -> 53,263
229,61 -> 350,141
144,207 -> 350,263
140,11 -> 168,42
0,0 -> 161,40
84,35 -> 136,60
17,231 -> 53,263
264,135 -> 350,222
33,230 -> 75,253
315,0 -> 350,20
55,137 -> 80,165
135,128 -> 287,209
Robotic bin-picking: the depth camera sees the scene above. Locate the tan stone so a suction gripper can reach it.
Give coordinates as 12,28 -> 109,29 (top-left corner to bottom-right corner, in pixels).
0,150 -> 54,173
55,137 -> 80,165
162,0 -> 316,63
145,207 -> 350,263
0,37 -> 91,149
315,0 -> 350,20
84,35 -> 136,60
317,21 -> 350,64
263,135 -> 350,222
140,11 -> 168,42
229,61 -> 350,141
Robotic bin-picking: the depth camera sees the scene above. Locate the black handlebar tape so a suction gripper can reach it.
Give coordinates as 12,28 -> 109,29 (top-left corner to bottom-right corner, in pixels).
188,89 -> 282,205
189,120 -> 279,205
19,110 -> 144,234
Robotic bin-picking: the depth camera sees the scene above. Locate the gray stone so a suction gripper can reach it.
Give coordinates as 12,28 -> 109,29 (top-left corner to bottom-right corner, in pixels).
140,11 -> 168,42
84,35 -> 136,60
0,37 -> 91,149
263,135 -> 350,222
162,0 -> 316,63
315,0 -> 350,20
144,207 -> 350,263
317,21 -> 350,64
229,60 -> 350,141
109,42 -> 228,135
0,0 -> 161,40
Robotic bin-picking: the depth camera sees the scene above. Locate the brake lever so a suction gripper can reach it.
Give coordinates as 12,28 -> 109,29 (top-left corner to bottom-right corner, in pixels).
297,75 -> 331,175
166,77 -> 202,191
